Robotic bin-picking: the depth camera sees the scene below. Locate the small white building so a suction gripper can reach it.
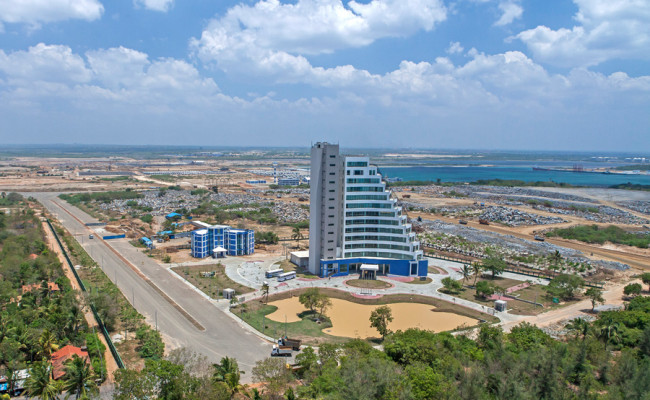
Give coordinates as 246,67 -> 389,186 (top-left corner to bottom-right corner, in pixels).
290,250 -> 309,268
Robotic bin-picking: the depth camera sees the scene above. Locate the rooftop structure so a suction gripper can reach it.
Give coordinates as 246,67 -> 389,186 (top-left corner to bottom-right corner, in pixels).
51,345 -> 89,380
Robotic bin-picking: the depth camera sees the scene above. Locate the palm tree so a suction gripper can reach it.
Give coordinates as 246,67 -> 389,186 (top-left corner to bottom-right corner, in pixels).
38,329 -> 59,361
460,264 -> 472,285
62,355 -> 98,400
471,262 -> 483,286
261,283 -> 270,304
26,361 -> 63,400
213,356 -> 245,396
598,322 -> 621,346
565,318 -> 590,341
291,227 -> 304,249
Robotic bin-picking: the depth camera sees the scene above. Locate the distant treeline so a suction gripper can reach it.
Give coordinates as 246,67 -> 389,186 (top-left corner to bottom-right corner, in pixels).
614,164 -> 650,171
609,183 -> 650,191
387,179 -> 575,188
59,190 -> 143,204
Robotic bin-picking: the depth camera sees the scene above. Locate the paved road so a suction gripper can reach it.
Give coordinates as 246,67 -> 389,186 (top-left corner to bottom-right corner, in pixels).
32,193 -> 270,376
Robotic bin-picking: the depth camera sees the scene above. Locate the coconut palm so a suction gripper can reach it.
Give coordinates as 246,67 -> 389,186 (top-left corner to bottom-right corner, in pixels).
213,356 -> 245,396
291,227 -> 304,249
460,264 -> 472,285
261,282 -> 270,304
62,355 -> 98,400
38,329 -> 59,361
471,262 -> 483,286
566,318 -> 590,341
26,361 -> 63,400
598,321 -> 622,345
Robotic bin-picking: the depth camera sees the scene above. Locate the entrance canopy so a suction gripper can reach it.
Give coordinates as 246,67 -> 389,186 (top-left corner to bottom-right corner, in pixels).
360,264 -> 379,272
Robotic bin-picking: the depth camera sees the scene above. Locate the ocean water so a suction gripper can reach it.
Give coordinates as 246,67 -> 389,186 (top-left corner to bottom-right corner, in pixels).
378,165 -> 650,186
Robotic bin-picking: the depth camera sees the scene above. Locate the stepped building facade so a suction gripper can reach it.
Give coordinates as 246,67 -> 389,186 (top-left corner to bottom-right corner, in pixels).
308,142 -> 427,278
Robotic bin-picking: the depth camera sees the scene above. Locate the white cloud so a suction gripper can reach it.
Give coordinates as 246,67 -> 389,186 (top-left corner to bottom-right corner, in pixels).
0,0 -> 103,29
517,0 -> 650,67
134,0 -> 174,12
494,1 -> 522,26
193,0 -> 446,59
446,41 -> 464,54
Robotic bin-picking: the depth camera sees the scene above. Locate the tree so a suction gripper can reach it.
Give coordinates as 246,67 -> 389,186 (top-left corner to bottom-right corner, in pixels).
566,318 -> 590,341
295,347 -> 318,379
476,280 -> 496,299
38,328 -> 59,361
252,358 -> 293,399
291,226 -> 304,248
261,282 -> 270,304
26,361 -> 63,400
62,354 -> 98,399
441,277 -> 462,294
316,295 -> 332,320
213,356 -> 244,396
585,287 -> 605,311
370,305 -> 393,340
546,274 -> 585,301
460,264 -> 472,285
624,283 -> 642,297
641,273 -> 650,292
598,322 -> 621,345
471,261 -> 483,286
482,256 -> 506,279
299,288 -> 321,316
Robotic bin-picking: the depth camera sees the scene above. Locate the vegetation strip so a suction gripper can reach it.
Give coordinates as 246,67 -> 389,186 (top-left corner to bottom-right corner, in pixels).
46,218 -> 126,369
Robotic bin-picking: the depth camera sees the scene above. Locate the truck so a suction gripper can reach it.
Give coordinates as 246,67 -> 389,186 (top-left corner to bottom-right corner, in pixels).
271,345 -> 292,357
89,234 -> 94,239
478,219 -> 490,225
458,220 -> 468,225
278,336 -> 302,351
534,235 -> 545,242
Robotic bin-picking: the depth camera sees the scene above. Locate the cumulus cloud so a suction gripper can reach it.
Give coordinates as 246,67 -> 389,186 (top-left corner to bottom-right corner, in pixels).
516,0 -> 650,67
134,0 -> 174,12
0,0 -> 103,29
494,1 -> 522,26
0,44 -> 219,110
446,41 -> 464,54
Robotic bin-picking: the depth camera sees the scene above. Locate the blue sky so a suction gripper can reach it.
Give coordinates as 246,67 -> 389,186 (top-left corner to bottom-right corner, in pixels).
0,0 -> 648,151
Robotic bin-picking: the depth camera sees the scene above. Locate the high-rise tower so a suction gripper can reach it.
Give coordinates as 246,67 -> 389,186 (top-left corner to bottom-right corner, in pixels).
308,142 -> 342,274
308,143 -> 427,278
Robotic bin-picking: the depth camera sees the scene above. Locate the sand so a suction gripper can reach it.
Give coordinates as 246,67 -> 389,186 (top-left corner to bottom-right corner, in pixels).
266,297 -> 477,338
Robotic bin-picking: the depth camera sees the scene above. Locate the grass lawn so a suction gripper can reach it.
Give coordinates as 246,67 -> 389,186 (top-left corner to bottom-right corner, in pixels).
232,288 -> 499,345
172,264 -> 255,299
231,300 -> 350,346
405,277 -> 433,285
345,279 -> 392,289
428,266 -> 442,274
274,259 -> 319,279
455,275 -> 579,315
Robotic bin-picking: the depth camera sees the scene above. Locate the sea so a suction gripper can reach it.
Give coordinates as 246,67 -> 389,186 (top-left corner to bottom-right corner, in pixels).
378,160 -> 650,187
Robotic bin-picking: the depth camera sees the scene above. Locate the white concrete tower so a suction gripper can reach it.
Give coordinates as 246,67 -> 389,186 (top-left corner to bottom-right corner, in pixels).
308,142 -> 342,274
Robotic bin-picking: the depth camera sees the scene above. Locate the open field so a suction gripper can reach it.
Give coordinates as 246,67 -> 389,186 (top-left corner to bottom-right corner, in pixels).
172,264 -> 255,298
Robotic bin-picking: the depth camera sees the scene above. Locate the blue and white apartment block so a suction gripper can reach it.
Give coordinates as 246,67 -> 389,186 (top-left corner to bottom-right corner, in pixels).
191,224 -> 255,258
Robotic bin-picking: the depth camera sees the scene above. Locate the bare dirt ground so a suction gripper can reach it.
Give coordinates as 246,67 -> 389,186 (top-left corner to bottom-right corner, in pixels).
267,297 -> 477,338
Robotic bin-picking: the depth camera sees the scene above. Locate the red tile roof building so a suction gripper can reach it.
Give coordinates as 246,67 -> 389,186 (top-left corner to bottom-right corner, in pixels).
50,345 -> 89,380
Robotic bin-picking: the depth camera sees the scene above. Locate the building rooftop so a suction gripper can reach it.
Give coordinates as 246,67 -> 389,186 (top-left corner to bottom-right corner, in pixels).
51,345 -> 89,380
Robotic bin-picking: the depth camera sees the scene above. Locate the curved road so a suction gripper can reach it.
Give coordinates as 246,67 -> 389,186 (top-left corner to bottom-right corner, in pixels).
32,193 -> 269,376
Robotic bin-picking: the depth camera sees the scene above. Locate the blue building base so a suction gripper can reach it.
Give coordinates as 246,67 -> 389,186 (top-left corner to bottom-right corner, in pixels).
320,258 -> 428,278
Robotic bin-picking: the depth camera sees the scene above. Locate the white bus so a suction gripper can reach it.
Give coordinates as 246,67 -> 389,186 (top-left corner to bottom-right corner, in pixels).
265,268 -> 284,278
277,271 -> 296,282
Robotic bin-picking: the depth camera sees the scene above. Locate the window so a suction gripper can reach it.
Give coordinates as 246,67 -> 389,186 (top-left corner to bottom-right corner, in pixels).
328,240 -> 334,243
329,155 -> 336,158
329,206 -> 334,209
329,163 -> 336,167
329,198 -> 335,201
328,215 -> 334,218
329,189 -> 335,192
347,170 -> 350,175
347,161 -> 368,167
354,170 -> 363,176
329,180 -> 335,184
328,223 -> 334,226
329,172 -> 336,175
